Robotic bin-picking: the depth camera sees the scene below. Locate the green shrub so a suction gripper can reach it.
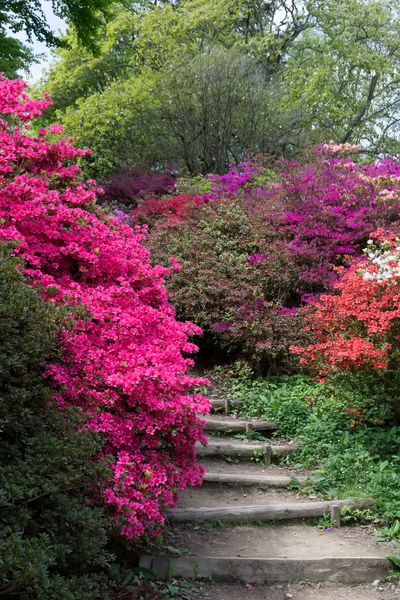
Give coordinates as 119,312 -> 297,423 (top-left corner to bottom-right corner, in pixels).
0,246 -> 113,599
146,198 -> 308,372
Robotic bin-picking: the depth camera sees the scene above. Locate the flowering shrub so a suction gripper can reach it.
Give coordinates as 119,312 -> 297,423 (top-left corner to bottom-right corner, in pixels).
291,231 -> 400,421
274,147 -> 400,300
134,193 -> 209,228
143,147 -> 400,371
145,197 -> 309,372
101,165 -> 176,208
0,77 -> 209,539
291,231 -> 400,375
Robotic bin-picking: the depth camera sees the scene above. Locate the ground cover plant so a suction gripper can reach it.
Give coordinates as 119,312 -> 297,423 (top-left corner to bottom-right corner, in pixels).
0,77 -> 209,543
229,370 -> 400,534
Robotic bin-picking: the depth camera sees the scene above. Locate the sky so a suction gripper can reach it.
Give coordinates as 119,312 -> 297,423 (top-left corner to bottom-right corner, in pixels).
17,1 -> 67,83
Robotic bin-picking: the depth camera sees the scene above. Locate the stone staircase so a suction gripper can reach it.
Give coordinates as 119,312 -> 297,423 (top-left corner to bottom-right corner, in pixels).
140,399 -> 391,588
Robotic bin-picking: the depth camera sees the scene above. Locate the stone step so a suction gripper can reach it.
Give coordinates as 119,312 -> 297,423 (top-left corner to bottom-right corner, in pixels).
165,497 -> 374,523
196,437 -> 297,461
209,398 -> 242,414
140,520 -> 390,584
202,415 -> 277,435
202,471 -> 309,487
140,555 -> 389,585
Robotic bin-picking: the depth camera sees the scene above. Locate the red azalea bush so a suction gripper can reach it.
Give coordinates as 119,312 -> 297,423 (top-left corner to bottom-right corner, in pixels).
0,77 -> 209,539
291,231 -> 400,420
291,231 -> 400,377
101,164 -> 176,208
134,193 -> 209,228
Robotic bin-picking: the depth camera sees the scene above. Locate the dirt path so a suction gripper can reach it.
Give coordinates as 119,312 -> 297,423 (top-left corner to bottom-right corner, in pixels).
203,581 -> 400,600
140,372 -> 399,593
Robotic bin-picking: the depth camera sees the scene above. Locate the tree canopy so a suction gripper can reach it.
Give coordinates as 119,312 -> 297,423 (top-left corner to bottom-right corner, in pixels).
36,0 -> 400,176
0,0 -> 116,77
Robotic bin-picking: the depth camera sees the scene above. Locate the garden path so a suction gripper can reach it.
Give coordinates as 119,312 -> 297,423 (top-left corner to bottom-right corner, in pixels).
140,390 -> 398,598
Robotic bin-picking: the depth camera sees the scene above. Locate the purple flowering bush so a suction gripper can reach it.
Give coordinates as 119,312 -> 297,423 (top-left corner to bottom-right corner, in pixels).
277,147 -> 400,300
100,165 -> 176,208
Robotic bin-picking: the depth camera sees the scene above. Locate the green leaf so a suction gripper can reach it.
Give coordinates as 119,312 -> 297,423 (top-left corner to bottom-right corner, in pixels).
387,553 -> 400,568
167,582 -> 178,596
166,545 -> 186,555
135,566 -> 157,580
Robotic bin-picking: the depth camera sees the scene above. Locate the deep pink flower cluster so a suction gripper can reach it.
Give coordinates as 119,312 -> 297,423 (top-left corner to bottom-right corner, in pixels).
205,161 -> 256,198
259,150 -> 400,300
0,77 -> 209,539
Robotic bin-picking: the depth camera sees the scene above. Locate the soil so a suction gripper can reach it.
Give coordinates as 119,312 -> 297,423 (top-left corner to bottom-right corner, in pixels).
163,523 -> 395,559
201,581 -> 400,600
200,458 -> 311,477
177,483 -> 322,509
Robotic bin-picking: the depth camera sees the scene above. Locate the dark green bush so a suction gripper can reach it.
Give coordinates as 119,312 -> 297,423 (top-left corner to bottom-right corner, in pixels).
0,246 -> 113,599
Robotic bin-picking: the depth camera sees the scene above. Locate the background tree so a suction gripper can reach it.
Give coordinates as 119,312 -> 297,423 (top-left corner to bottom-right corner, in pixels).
159,47 -> 272,174
0,0 -> 117,78
37,0 -> 400,175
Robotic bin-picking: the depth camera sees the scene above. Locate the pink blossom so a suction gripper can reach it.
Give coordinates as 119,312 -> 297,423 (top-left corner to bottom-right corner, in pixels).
0,77 -> 210,539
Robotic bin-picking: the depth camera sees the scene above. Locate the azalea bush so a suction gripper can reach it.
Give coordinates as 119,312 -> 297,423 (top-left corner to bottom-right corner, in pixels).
274,144 -> 400,301
134,193 -> 209,228
291,231 -> 400,422
101,165 -> 176,208
0,77 -> 209,540
145,197 -> 308,372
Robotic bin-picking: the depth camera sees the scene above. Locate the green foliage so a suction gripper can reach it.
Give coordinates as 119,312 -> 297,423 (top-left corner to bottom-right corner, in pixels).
0,246 -> 113,599
37,0 -> 400,168
284,0 -> 400,151
3,0 -> 115,47
59,73 -> 177,178
232,372 -> 400,526
177,175 -> 212,195
231,374 -> 316,438
157,46 -> 274,174
36,0 -> 313,175
0,0 -> 117,78
0,31 -> 38,79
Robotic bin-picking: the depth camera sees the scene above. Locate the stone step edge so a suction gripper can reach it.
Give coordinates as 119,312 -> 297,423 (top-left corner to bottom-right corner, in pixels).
196,440 -> 297,460
202,472 -> 310,487
139,555 -> 389,585
210,398 -> 242,413
202,415 -> 277,433
165,498 -> 374,523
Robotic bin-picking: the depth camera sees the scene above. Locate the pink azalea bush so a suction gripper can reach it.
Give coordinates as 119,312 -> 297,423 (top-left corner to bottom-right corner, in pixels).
0,77 -> 209,539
